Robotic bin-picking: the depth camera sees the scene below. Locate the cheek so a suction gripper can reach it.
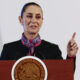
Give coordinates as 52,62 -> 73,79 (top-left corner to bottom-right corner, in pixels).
24,18 -> 30,26
23,21 -> 29,30
39,20 -> 43,27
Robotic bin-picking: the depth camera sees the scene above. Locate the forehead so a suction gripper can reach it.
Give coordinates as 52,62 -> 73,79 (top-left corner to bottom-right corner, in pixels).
24,5 -> 42,14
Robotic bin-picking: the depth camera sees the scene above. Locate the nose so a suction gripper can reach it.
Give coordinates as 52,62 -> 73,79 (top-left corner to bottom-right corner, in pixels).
31,16 -> 37,23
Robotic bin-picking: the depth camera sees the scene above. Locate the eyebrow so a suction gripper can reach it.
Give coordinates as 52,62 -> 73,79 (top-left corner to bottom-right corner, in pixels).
26,13 -> 32,15
36,14 -> 41,15
26,13 -> 41,15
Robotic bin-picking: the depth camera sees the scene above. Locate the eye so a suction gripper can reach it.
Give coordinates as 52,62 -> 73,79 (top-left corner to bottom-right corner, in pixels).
26,15 -> 32,18
36,16 -> 41,19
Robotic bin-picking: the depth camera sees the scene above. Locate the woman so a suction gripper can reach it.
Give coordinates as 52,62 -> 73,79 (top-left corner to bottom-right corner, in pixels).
0,2 -> 78,60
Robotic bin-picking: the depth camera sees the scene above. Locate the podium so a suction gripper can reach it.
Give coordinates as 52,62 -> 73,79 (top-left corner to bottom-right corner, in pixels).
0,59 -> 74,80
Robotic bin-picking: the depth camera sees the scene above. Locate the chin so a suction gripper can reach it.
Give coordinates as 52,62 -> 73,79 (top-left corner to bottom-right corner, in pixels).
29,32 -> 38,35
29,30 -> 39,34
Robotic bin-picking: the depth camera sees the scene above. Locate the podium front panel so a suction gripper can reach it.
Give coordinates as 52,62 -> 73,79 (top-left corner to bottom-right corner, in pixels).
0,60 -> 74,80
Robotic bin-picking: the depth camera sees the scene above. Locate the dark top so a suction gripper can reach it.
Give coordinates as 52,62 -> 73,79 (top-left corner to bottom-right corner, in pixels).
0,40 -> 63,60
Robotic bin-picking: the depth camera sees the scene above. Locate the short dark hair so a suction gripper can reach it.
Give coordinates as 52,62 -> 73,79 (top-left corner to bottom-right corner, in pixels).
21,2 -> 43,18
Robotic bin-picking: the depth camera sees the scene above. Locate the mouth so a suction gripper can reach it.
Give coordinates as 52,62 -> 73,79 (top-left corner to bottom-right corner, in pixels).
30,25 -> 37,29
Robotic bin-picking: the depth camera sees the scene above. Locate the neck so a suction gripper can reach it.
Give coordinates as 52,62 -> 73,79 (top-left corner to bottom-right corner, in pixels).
24,32 -> 38,40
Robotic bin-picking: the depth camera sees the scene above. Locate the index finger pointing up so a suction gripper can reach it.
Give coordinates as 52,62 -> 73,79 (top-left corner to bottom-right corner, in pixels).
72,32 -> 76,40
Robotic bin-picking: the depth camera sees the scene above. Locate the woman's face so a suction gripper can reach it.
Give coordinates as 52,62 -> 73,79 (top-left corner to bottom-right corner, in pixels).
20,5 -> 43,35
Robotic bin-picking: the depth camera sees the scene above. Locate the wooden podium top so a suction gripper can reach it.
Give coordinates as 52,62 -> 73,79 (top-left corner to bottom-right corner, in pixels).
0,59 -> 74,80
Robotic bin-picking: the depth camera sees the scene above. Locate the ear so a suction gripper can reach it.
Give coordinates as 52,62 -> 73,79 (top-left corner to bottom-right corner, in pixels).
18,16 -> 24,25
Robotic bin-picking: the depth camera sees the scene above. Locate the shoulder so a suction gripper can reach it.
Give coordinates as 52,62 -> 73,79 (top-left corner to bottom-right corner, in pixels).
41,40 -> 59,48
41,40 -> 60,52
0,40 -> 23,60
40,40 -> 62,59
3,40 -> 22,48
